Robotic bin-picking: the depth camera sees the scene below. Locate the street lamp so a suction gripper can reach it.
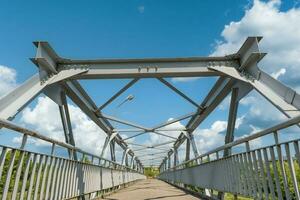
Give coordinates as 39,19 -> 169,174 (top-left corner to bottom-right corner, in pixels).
117,94 -> 134,108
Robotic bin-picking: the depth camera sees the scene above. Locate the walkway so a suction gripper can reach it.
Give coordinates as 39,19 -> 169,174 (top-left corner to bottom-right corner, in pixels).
101,179 -> 199,200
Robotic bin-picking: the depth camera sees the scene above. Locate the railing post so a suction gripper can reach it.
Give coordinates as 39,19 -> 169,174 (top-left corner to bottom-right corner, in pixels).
121,148 -> 130,166
185,138 -> 190,162
110,140 -> 116,161
20,134 -> 28,149
173,147 -> 179,167
51,143 -> 55,156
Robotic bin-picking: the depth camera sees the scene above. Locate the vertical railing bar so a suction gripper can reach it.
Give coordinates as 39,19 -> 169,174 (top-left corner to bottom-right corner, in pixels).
11,151 -> 26,200
232,155 -> 241,195
20,134 -> 28,149
39,156 -> 50,200
51,143 -> 55,155
230,156 -> 239,194
67,161 -> 75,198
66,161 -> 73,198
251,151 -> 263,200
226,158 -> 233,192
72,162 -> 78,197
263,148 -> 276,200
55,159 -> 66,199
275,143 -> 291,199
54,159 -> 64,200
26,154 -> 39,200
33,154 -> 45,200
245,141 -> 256,197
240,153 -> 251,196
88,165 -> 92,193
20,152 -> 33,200
85,164 -> 89,193
257,149 -> 269,199
246,148 -> 258,198
223,159 -> 229,192
0,147 -> 8,181
50,158 -> 61,200
60,159 -> 69,199
293,141 -> 300,168
237,154 -> 246,196
285,143 -> 300,199
269,146 -> 283,200
45,157 -> 56,200
2,149 -> 17,199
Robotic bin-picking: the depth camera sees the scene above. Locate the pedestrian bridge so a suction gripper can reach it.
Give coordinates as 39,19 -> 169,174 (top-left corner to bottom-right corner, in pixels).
1,37 -> 300,200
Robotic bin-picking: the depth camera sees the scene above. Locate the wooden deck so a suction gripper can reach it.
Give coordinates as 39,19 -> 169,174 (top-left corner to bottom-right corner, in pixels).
100,179 -> 199,200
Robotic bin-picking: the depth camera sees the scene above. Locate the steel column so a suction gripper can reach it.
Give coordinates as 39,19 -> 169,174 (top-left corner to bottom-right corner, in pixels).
224,87 -> 239,156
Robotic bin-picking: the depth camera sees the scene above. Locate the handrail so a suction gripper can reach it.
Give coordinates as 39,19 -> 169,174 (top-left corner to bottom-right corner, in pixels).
0,118 -> 139,172
168,114 -> 300,170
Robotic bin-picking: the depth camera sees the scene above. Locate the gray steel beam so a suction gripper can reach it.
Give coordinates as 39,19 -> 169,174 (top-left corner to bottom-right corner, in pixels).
157,78 -> 202,108
110,140 -> 116,161
62,81 -> 138,158
152,112 -> 196,130
189,133 -> 199,158
123,131 -> 147,141
158,38 -> 261,167
58,92 -> 77,160
100,132 -> 118,159
101,114 -> 149,131
121,149 -> 130,166
173,148 -> 179,167
0,69 -> 86,120
185,138 -> 190,161
172,77 -> 235,151
210,37 -> 300,118
224,88 -> 239,156
33,40 -> 238,79
96,78 -> 139,111
57,57 -> 239,79
152,131 -> 178,140
0,74 -> 47,120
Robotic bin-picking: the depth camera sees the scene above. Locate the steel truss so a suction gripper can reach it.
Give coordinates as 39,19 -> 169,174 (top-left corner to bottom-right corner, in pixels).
1,37 -> 300,199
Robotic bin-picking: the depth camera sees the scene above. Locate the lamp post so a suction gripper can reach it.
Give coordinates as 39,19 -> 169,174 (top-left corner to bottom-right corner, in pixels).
117,94 -> 134,108
111,94 -> 135,165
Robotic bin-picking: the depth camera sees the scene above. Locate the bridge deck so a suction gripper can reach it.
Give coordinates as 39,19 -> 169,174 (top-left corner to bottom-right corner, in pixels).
101,179 -> 199,200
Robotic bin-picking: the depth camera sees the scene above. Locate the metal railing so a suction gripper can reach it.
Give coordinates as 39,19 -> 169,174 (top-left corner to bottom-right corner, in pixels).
158,115 -> 300,199
0,118 -> 146,199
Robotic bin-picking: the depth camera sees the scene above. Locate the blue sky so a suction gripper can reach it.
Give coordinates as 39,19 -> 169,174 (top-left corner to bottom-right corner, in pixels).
1,0 -> 300,164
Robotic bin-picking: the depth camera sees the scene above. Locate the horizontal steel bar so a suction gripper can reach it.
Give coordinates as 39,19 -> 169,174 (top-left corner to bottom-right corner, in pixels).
174,114 -> 300,168
0,118 -> 133,169
57,56 -> 239,79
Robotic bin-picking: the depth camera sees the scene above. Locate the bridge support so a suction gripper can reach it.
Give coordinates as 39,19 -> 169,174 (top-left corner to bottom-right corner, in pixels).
218,87 -> 240,199
173,147 -> 179,167
58,92 -> 77,160
100,132 -> 118,160
122,148 -> 130,166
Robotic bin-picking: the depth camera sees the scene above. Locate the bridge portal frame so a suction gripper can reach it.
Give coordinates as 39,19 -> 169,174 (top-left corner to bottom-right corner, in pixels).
1,36 -> 300,199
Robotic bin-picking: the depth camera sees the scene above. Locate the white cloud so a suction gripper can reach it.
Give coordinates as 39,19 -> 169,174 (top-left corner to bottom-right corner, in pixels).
194,120 -> 226,154
240,91 -> 286,122
0,65 -> 17,98
236,124 -> 263,149
211,0 -> 299,136
212,0 -> 300,88
16,96 -> 107,156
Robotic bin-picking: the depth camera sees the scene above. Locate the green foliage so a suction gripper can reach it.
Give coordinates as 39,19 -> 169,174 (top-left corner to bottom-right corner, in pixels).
144,167 -> 159,178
